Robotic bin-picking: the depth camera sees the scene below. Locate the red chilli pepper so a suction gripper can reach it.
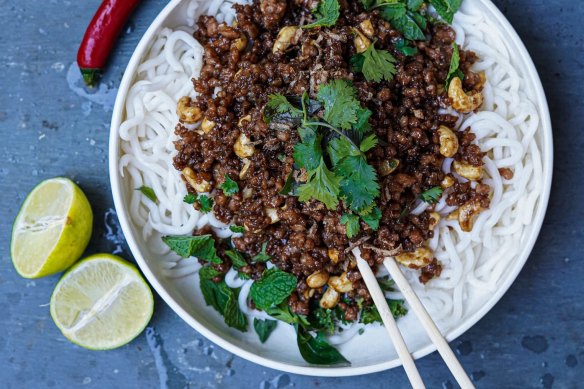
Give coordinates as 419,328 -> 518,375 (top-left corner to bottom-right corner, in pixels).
77,0 -> 142,87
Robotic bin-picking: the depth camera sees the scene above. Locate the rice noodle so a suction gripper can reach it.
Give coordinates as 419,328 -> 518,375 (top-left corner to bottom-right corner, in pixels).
118,0 -> 544,345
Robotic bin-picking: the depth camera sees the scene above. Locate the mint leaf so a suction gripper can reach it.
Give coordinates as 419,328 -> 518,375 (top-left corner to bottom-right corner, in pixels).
183,193 -> 197,204
266,302 -> 310,326
420,186 -> 443,204
361,206 -> 382,230
229,225 -> 245,233
280,171 -> 297,195
445,42 -> 463,89
224,288 -> 248,331
220,174 -> 239,197
198,195 -> 214,213
407,0 -> 424,11
308,308 -> 336,335
391,11 -> 426,41
429,0 -> 462,24
199,266 -> 222,280
200,277 -> 248,332
316,80 -> 361,130
395,38 -> 418,56
137,186 -> 157,202
297,158 -> 341,210
250,268 -> 297,310
253,318 -> 278,343
297,326 -> 349,365
252,241 -> 271,263
302,0 -> 340,29
162,235 -> 222,264
341,213 -> 361,238
225,249 -> 248,268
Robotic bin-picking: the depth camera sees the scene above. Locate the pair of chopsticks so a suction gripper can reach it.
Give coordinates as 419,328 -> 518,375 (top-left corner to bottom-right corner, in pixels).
353,248 -> 475,389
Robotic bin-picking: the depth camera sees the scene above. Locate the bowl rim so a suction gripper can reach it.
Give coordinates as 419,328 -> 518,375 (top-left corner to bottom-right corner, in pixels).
109,0 -> 553,377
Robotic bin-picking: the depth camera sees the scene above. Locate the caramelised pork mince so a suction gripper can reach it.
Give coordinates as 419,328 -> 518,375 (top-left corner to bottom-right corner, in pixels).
169,0 -> 489,363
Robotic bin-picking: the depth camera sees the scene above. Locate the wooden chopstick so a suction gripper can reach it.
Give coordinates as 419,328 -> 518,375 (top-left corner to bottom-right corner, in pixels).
383,257 -> 475,389
353,248 -> 426,389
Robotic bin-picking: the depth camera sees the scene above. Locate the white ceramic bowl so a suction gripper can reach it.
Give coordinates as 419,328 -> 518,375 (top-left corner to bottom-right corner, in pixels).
109,0 -> 553,377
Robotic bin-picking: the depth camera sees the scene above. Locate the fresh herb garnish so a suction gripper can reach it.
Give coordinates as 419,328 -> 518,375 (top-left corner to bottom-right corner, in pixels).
341,213 -> 361,238
308,308 -> 336,335
253,318 -> 278,343
316,79 -> 362,130
137,186 -> 157,202
199,266 -> 222,280
395,38 -> 418,56
428,0 -> 462,24
359,299 -> 408,324
229,225 -> 245,234
297,158 -> 341,210
351,43 -> 397,82
265,302 -> 310,326
250,268 -> 297,310
252,241 -> 271,263
225,249 -> 248,268
162,234 -> 222,264
377,276 -> 396,291
199,274 -> 248,332
302,0 -> 340,29
420,186 -> 443,204
198,194 -> 214,213
445,42 -> 464,89
220,174 -> 239,196
360,206 -> 382,230
183,193 -> 197,204
296,325 -> 349,365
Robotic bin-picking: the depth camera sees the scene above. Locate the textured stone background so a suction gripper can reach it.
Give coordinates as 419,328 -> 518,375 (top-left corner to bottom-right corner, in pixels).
0,0 -> 582,388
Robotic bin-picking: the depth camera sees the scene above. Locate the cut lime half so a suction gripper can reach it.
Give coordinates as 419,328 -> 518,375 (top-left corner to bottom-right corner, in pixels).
50,254 -> 154,350
11,177 -> 93,278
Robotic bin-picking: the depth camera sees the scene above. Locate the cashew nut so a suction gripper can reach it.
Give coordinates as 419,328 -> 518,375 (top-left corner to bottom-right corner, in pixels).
265,208 -> 280,224
453,160 -> 482,181
176,96 -> 203,124
239,158 -> 251,180
307,270 -> 329,289
458,201 -> 483,232
352,27 -> 371,54
182,167 -> 211,193
395,247 -> 433,269
234,133 -> 255,158
448,77 -> 483,113
328,272 -> 353,293
379,159 -> 400,177
441,175 -> 455,189
359,20 -> 375,38
200,118 -> 216,134
327,248 -> 340,264
232,34 -> 247,52
319,287 -> 340,309
438,125 -> 459,157
242,186 -> 253,199
273,26 -> 298,54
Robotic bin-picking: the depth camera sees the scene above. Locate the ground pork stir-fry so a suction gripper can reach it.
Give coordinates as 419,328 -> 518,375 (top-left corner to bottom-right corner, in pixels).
172,0 -> 489,319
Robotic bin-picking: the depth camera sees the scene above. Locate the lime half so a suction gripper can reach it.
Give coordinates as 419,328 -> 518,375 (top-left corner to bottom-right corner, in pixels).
50,254 -> 154,350
11,177 -> 93,278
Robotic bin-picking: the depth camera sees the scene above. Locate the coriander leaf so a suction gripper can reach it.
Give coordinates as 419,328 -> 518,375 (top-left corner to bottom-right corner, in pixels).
360,206 -> 382,230
328,137 -> 360,167
298,158 -> 341,210
377,276 -> 395,291
316,80 -> 361,130
225,249 -> 248,268
335,155 -> 380,212
359,299 -> 407,324
280,171 -> 297,195
296,326 -> 350,365
308,308 -> 336,335
302,0 -> 340,29
198,195 -> 214,213
224,288 -> 248,331
183,193 -> 197,204
220,174 -> 239,197
340,213 -> 361,238
162,234 -> 222,264
350,54 -> 365,73
395,38 -> 418,56
250,268 -> 297,310
353,107 -> 373,135
428,0 -> 462,24
266,302 -> 310,326
252,241 -> 271,263
253,318 -> 278,343
199,266 -> 222,280
137,186 -> 157,202
229,225 -> 245,233
294,133 -> 323,171
420,186 -> 443,204
359,44 -> 397,82
445,42 -> 463,89
265,94 -> 303,124
359,134 -> 378,152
